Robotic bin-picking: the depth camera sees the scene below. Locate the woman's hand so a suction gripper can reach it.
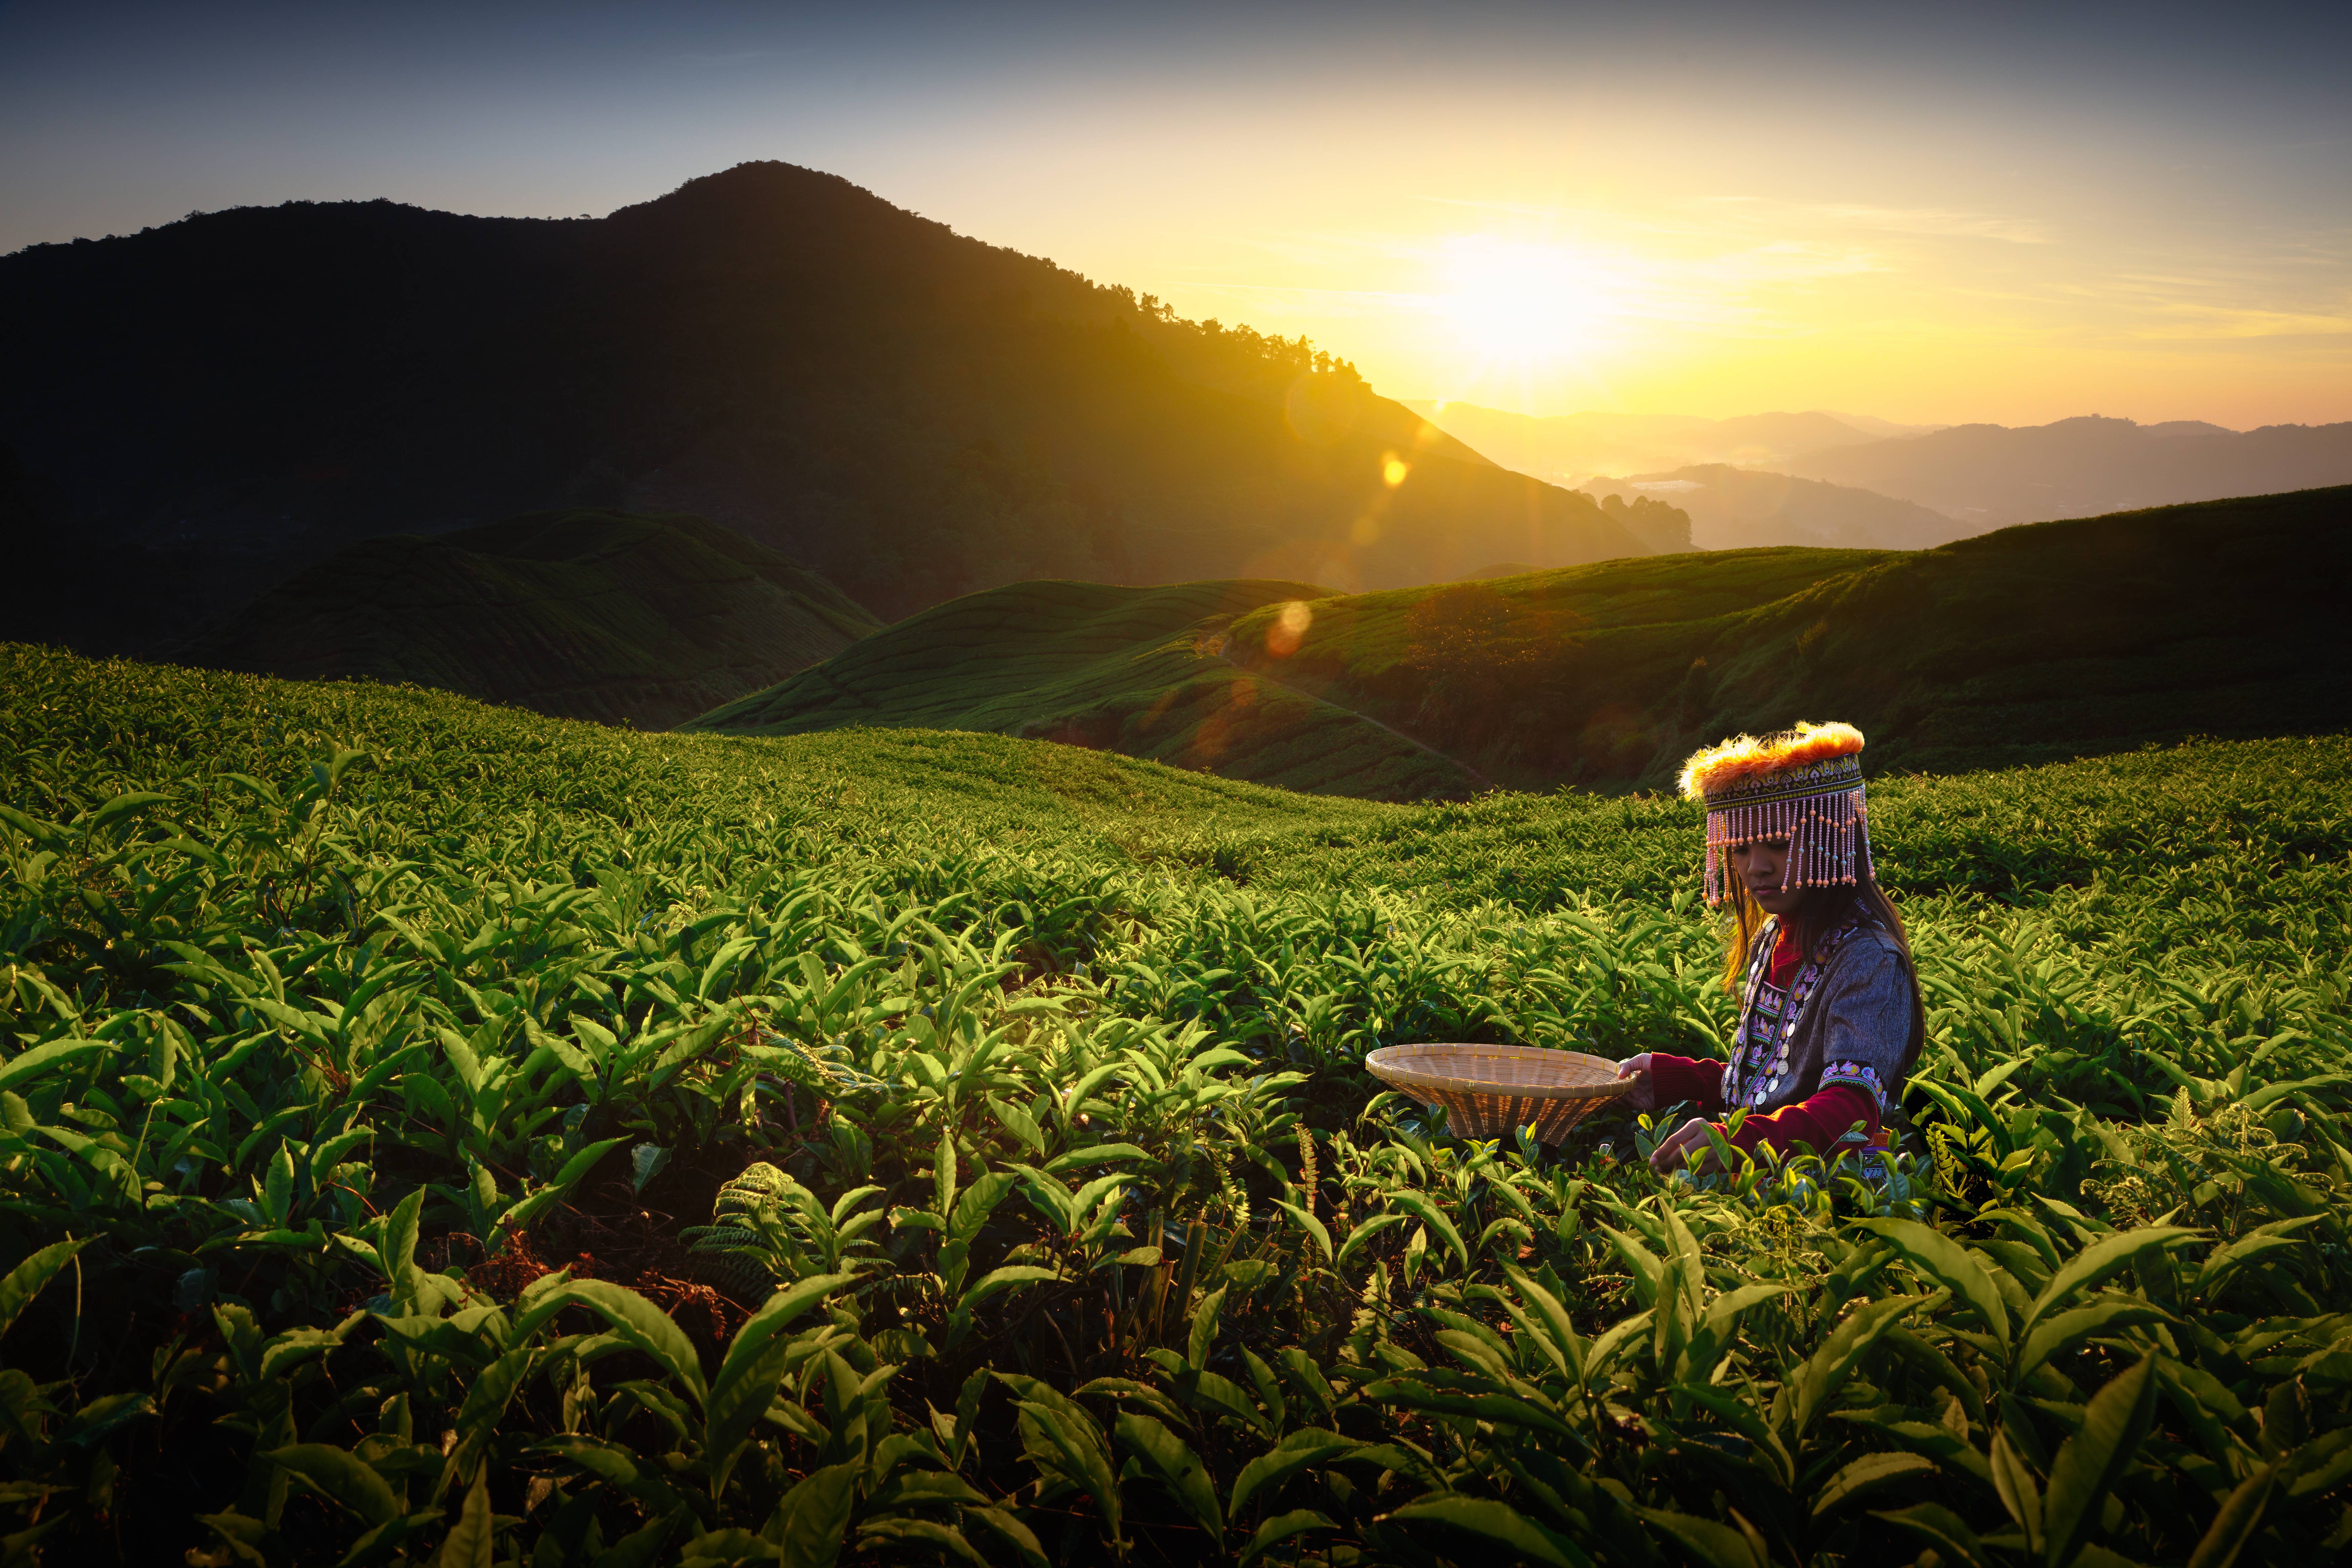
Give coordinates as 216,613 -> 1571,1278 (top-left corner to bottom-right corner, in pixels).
1648,1115 -> 1724,1176
1613,1054 -> 1654,1111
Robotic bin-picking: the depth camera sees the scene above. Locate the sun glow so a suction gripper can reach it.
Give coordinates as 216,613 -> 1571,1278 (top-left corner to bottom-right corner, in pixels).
1435,238 -> 1618,365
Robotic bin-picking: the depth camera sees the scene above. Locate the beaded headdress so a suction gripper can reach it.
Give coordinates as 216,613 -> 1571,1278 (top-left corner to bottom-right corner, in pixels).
1678,721 -> 1873,907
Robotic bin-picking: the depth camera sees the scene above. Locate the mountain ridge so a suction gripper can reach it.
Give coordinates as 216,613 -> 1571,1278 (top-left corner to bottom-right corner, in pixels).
0,162 -> 1658,654
1782,414 -> 2352,525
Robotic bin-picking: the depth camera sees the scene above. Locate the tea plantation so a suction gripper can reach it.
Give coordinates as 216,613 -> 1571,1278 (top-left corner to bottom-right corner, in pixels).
4,639 -> 2350,1566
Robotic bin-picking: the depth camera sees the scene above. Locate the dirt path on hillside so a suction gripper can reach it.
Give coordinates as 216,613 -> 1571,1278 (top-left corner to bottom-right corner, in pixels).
1213,648 -> 1496,794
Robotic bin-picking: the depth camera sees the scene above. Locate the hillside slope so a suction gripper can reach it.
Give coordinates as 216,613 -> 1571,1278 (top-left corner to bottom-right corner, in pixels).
1784,415 -> 2352,526
176,510 -> 882,728
699,486 -> 2352,797
0,162 -> 1654,652
1582,465 -> 1970,551
691,553 -> 1877,797
1228,485 -> 2352,788
688,578 -> 1482,800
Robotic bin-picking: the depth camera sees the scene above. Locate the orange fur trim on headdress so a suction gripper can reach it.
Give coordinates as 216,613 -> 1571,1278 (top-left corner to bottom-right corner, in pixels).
1677,721 -> 1864,803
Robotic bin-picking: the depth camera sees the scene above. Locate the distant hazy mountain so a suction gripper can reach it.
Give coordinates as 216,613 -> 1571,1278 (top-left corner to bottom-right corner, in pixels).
1403,403 -> 1930,486
177,510 -> 883,729
0,162 -> 1657,655
1818,412 -> 1930,441
1783,415 -> 2352,526
1581,465 -> 1968,551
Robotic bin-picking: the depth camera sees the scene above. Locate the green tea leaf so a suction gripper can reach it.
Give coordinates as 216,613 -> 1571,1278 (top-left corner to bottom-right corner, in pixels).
2021,1228 -> 2198,1338
1335,1212 -> 1407,1268
2043,1352 -> 2159,1568
268,1445 -> 401,1527
1389,1496 -> 1589,1568
775,1461 -> 860,1568
1188,1284 -> 1228,1370
955,1265 -> 1058,1314
0,1039 -> 112,1097
1634,1507 -> 1764,1568
1791,1294 -> 1920,1441
81,791 -> 176,837
1229,1427 -> 1357,1517
1273,1199 -> 1332,1262
1874,1502 -> 1995,1568
1856,1217 -> 2011,1351
1114,1411 -> 1221,1536
1238,1510 -> 1337,1566
433,1466 -> 494,1568
1811,1451 -> 1935,1518
537,1280 -> 707,1404
0,1237 -> 86,1345
2186,1463 -> 2274,1568
2016,1297 -> 2176,1381
1388,1190 -> 1468,1272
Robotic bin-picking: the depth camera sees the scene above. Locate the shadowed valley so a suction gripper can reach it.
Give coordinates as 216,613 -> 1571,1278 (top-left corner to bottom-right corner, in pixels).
176,510 -> 882,729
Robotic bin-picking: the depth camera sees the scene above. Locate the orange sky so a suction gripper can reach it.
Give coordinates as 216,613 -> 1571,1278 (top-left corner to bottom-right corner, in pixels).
5,3 -> 2345,429
892,73 -> 2351,430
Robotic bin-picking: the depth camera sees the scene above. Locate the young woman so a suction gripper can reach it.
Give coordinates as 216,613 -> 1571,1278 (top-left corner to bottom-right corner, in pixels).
1615,722 -> 1925,1177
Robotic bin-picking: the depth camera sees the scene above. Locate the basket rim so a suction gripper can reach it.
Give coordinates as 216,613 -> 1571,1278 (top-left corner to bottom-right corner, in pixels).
1363,1043 -> 1635,1103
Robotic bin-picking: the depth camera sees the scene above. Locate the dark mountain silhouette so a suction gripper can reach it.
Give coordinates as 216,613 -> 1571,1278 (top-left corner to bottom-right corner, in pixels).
1580,465 -> 1969,551
175,510 -> 882,729
696,486 -> 2352,796
1783,415 -> 2352,526
0,162 -> 1660,653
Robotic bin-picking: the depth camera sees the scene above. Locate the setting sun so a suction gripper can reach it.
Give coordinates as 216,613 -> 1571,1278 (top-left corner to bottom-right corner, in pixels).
1436,239 -> 1617,366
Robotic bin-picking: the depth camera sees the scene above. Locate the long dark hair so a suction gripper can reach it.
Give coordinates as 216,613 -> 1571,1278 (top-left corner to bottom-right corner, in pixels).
1719,861 -> 1927,1071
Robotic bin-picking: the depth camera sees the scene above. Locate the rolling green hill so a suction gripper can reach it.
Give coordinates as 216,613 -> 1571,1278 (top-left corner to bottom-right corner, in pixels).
177,509 -> 882,728
686,577 -> 1482,799
697,486 -> 2352,796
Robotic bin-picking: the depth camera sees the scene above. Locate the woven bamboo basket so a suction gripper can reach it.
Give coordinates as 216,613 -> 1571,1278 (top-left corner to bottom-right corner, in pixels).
1364,1044 -> 1632,1143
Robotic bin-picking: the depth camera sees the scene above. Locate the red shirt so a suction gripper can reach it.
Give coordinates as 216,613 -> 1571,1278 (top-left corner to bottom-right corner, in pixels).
1645,922 -> 1884,1162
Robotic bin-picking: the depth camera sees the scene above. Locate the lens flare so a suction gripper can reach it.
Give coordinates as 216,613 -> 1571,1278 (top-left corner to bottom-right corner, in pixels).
1266,599 -> 1313,657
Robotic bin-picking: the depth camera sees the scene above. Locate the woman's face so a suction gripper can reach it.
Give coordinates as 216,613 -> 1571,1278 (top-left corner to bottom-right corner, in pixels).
1730,837 -> 1807,916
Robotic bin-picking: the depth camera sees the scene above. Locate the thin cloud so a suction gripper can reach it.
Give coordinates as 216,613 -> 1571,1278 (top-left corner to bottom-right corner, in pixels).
2133,302 -> 2352,341
1808,204 -> 2052,244
1406,195 -> 1563,217
1700,195 -> 2051,244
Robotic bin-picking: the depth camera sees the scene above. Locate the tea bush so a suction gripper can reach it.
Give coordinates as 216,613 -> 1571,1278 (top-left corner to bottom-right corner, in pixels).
3,642 -> 2350,1566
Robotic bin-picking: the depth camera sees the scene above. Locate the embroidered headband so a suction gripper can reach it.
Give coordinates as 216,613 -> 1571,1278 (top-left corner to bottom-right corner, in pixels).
1677,721 -> 1873,907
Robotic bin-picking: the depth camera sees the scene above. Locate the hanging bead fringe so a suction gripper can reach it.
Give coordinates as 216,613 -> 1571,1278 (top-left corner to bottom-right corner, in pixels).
1702,786 -> 1872,907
